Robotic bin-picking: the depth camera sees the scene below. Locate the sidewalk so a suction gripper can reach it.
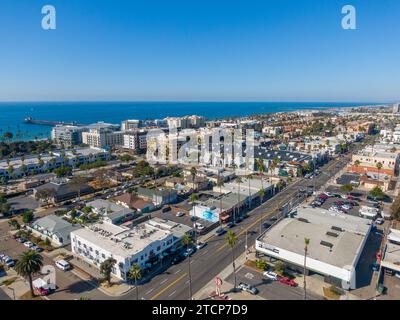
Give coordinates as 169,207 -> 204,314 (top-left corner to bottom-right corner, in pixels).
193,247 -> 265,300
0,269 -> 31,300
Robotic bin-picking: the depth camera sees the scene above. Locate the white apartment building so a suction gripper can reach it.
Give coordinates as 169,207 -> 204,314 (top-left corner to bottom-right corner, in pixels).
0,147 -> 110,180
82,129 -> 124,148
164,115 -> 206,129
121,119 -> 142,131
123,130 -> 148,152
51,125 -> 86,147
71,218 -> 192,280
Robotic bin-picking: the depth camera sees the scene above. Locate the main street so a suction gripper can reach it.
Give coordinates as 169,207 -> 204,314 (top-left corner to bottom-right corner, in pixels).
95,154 -> 351,300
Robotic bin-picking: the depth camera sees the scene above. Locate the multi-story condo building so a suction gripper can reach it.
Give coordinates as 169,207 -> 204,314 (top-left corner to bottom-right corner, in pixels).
82,123 -> 123,148
164,115 -> 206,129
51,125 -> 86,147
71,218 -> 192,280
123,129 -> 148,152
121,119 -> 142,131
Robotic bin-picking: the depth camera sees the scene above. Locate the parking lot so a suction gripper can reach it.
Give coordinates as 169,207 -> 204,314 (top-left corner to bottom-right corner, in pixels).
0,221 -> 101,300
225,266 -> 322,300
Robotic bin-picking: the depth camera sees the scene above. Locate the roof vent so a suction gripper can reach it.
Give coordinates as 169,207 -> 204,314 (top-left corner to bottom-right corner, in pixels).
298,218 -> 309,223
331,226 -> 343,232
320,241 -> 334,249
326,231 -> 339,238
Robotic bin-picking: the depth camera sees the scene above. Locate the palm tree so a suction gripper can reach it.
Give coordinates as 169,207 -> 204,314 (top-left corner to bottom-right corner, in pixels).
182,233 -> 194,300
100,258 -> 116,286
303,238 -> 310,300
235,177 -> 243,221
376,162 -> 383,181
256,159 -> 266,193
246,174 -> 253,209
354,159 -> 360,172
189,193 -> 199,203
226,230 -> 238,290
15,250 -> 43,297
190,167 -> 197,184
128,264 -> 142,300
217,176 -> 225,227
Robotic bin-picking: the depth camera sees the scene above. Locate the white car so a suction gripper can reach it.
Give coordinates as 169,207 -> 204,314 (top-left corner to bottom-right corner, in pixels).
176,212 -> 185,217
195,223 -> 205,230
324,192 -> 334,197
263,271 -> 278,281
23,241 -> 34,248
196,242 -> 207,250
55,260 -> 71,271
342,205 -> 352,211
375,218 -> 384,225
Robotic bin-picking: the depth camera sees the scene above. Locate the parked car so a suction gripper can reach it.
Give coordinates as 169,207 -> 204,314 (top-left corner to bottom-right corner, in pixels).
23,241 -> 34,248
183,247 -> 196,257
55,260 -> 71,271
172,254 -> 185,265
4,258 -> 15,268
196,242 -> 207,250
226,222 -> 235,228
176,212 -> 185,217
195,223 -> 205,231
278,276 -> 296,287
263,271 -> 278,281
238,282 -> 259,295
375,217 -> 384,225
16,238 -> 26,243
162,206 -> 171,213
215,227 -> 226,236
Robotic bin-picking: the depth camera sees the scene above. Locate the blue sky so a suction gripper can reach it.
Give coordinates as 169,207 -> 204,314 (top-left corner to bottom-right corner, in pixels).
0,0 -> 399,102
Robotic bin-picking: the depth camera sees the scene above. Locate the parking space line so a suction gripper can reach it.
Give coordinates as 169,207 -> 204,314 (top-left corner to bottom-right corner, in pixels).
168,290 -> 176,297
160,278 -> 168,285
174,269 -> 181,274
145,288 -> 154,295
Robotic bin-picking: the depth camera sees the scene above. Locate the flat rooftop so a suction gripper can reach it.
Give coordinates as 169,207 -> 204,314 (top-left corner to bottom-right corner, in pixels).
72,221 -> 171,258
258,207 -> 371,269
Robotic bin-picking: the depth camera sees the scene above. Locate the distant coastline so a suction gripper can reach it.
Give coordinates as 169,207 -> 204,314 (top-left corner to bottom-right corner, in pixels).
0,101 -> 383,142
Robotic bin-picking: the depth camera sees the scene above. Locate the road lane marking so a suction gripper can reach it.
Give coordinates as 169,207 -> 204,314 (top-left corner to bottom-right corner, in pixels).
160,278 -> 168,285
168,290 -> 177,297
150,272 -> 187,300
174,269 -> 181,274
145,288 -> 154,295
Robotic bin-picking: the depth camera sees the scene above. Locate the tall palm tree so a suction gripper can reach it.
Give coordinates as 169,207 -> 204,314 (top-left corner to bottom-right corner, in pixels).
182,233 -> 194,300
15,250 -> 43,297
376,162 -> 383,181
217,176 -> 225,227
258,189 -> 266,235
190,166 -> 197,184
226,230 -> 238,290
256,159 -> 266,192
354,159 -> 360,172
128,264 -> 142,300
303,238 -> 310,300
235,177 -> 243,221
246,174 -> 253,209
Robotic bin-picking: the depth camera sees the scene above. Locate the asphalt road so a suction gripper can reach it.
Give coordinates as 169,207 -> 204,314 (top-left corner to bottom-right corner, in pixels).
0,153 -> 351,301
97,155 -> 351,301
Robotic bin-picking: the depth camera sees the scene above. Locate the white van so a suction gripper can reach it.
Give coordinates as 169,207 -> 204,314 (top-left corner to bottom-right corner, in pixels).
55,259 -> 71,271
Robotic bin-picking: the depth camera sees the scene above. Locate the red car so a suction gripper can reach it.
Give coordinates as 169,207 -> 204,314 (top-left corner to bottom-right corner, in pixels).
334,201 -> 344,206
347,195 -> 354,200
319,194 -> 328,199
278,276 -> 297,287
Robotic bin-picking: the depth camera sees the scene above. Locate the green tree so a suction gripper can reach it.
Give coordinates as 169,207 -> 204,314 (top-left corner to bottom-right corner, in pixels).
15,250 -> 43,297
235,177 -> 243,221
376,162 -> 383,181
100,258 -> 117,286
22,210 -> 34,224
225,230 -> 238,290
128,264 -> 142,300
189,193 -> 199,203
303,238 -> 310,300
182,233 -> 194,300
8,219 -> 20,230
369,186 -> 385,200
217,177 -> 225,227
340,184 -> 353,195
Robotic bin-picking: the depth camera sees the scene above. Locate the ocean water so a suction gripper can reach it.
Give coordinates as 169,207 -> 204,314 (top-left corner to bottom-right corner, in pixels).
0,101 -> 375,141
